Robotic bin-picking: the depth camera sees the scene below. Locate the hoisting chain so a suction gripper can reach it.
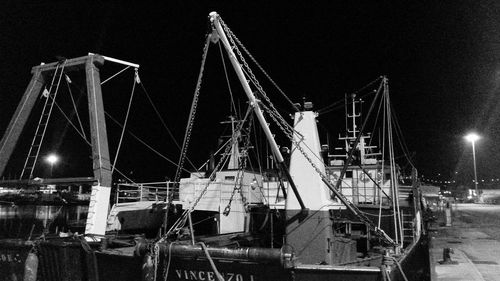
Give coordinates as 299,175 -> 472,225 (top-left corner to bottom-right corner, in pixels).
223,113 -> 254,215
224,170 -> 244,216
167,107 -> 252,236
218,17 -> 299,112
260,95 -> 395,246
220,19 -> 293,133
172,33 -> 212,202
219,16 -> 394,246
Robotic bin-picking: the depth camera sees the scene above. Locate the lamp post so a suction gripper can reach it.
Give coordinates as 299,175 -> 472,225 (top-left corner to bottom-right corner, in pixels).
464,133 -> 480,198
45,154 -> 59,177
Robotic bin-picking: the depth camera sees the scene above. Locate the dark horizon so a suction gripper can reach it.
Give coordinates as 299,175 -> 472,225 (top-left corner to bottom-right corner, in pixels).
1,2 -> 499,187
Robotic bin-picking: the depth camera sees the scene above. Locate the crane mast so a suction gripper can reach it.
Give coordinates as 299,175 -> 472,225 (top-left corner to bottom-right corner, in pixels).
209,12 -> 306,210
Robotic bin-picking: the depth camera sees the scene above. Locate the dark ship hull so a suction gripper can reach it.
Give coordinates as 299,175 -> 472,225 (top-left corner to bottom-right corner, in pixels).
1,233 -> 429,281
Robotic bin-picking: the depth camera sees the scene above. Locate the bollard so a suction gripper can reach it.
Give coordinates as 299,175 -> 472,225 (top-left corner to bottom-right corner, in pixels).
439,248 -> 458,264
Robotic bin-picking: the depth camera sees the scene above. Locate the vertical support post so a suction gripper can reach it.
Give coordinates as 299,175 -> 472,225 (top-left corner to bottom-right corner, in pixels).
85,56 -> 112,186
471,140 -> 479,200
84,55 -> 112,236
0,69 -> 45,177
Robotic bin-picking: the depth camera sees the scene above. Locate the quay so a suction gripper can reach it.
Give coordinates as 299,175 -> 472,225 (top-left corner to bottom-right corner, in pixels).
429,203 -> 500,281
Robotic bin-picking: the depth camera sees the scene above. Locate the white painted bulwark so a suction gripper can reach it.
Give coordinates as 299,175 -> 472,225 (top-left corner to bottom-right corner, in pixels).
178,170 -> 266,234
85,184 -> 111,236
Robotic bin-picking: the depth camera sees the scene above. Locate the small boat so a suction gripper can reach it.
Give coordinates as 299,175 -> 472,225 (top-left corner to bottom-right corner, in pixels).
0,11 -> 429,281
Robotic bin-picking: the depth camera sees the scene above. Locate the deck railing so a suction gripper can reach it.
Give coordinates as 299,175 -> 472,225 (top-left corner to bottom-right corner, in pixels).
116,181 -> 178,205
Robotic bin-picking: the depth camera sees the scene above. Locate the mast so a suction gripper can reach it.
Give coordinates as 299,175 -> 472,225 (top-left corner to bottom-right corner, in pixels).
209,12 -> 283,164
209,12 -> 305,210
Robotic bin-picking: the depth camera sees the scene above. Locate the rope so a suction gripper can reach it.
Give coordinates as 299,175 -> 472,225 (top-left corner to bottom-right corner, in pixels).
381,264 -> 391,281
394,259 -> 409,281
199,242 -> 224,281
111,70 -> 138,174
162,242 -> 175,280
153,243 -> 159,281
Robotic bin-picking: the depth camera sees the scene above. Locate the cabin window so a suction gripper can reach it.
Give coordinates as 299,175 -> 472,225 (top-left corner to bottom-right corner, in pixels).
345,171 -> 353,178
225,176 -> 235,181
385,173 -> 391,180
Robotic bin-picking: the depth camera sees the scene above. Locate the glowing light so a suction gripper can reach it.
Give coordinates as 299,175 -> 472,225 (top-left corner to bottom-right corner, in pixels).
45,154 -> 59,165
464,133 -> 480,143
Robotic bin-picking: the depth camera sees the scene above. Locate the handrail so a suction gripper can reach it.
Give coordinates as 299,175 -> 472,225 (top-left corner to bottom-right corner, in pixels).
116,181 -> 178,204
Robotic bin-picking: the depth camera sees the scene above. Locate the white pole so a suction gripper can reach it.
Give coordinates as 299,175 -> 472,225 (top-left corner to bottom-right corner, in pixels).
472,141 -> 478,196
209,12 -> 284,163
88,53 -> 140,69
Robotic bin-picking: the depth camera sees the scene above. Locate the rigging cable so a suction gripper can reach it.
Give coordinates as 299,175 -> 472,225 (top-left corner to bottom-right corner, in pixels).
101,66 -> 130,85
139,81 -> 199,173
65,74 -> 88,141
196,137 -> 233,171
217,41 -> 238,116
219,15 -> 394,244
105,112 -> 192,175
220,17 -> 297,125
389,103 -> 416,169
111,69 -> 138,174
48,98 -> 136,183
379,80 -> 388,229
22,61 -> 67,179
167,107 -> 252,236
219,18 -> 299,113
57,69 -> 183,181
317,76 -> 383,115
52,100 -> 89,142
385,80 -> 403,247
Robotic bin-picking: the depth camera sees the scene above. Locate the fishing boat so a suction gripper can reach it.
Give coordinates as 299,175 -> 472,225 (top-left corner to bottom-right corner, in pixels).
0,11 -> 429,281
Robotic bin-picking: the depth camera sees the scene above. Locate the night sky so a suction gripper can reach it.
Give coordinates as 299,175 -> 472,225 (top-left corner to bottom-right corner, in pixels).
1,1 -> 499,187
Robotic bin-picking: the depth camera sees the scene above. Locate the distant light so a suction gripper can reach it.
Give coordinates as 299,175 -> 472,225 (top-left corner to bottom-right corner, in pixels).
464,133 -> 480,143
45,154 -> 59,165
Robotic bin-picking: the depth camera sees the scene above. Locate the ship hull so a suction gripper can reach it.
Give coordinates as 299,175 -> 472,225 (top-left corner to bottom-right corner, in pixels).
0,233 -> 429,281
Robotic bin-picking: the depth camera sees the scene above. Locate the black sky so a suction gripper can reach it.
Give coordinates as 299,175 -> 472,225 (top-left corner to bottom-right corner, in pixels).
1,1 -> 500,185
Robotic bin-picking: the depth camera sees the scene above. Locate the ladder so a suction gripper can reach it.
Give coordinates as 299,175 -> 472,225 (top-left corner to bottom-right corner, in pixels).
402,211 -> 415,243
20,62 -> 66,180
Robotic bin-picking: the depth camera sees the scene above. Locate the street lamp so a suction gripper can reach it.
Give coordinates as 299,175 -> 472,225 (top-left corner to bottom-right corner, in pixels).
464,133 -> 480,198
45,153 -> 59,177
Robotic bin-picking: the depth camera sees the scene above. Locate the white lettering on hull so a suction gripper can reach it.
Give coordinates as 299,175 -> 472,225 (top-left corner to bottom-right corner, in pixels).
173,269 -> 254,281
